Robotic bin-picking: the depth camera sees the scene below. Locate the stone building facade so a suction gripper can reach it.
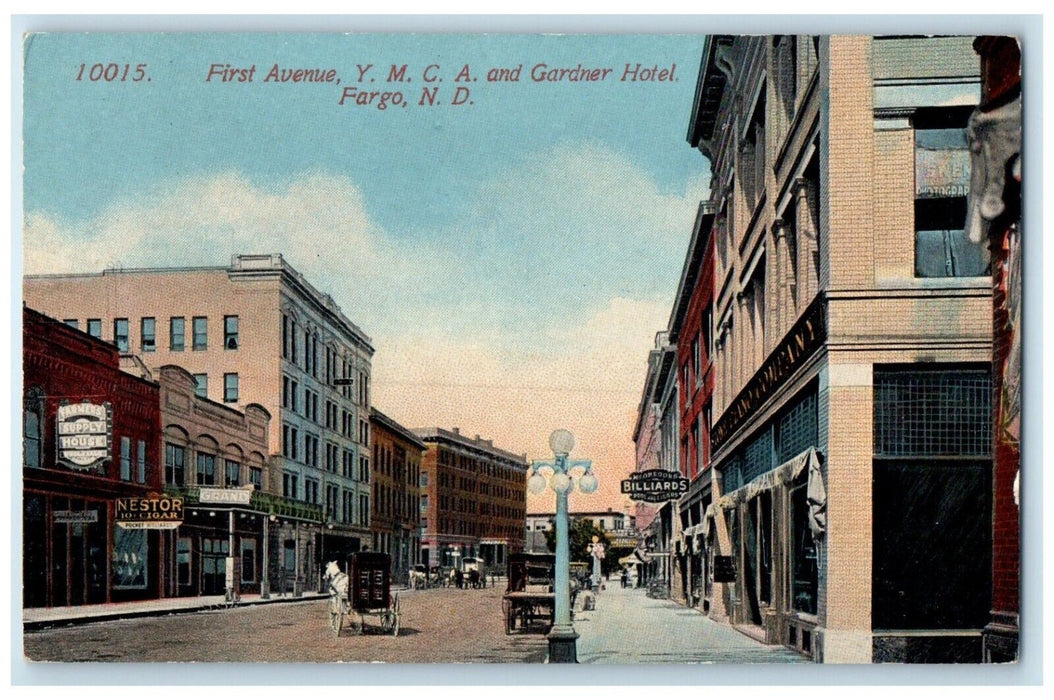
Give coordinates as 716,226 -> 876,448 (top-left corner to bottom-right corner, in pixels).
685,35 -> 992,662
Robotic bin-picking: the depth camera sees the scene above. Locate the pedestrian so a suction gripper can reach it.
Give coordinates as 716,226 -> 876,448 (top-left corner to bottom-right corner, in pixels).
455,568 -> 464,589
621,569 -> 628,588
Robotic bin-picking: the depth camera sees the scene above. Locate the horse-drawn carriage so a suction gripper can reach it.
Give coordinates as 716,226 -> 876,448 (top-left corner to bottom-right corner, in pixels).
501,552 -> 557,634
325,552 -> 400,637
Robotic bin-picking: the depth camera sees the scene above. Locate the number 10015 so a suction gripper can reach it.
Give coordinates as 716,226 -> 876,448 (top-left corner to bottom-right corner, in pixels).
76,63 -> 148,82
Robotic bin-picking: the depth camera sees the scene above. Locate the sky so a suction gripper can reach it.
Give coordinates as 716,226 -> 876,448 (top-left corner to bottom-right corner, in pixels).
21,32 -> 711,514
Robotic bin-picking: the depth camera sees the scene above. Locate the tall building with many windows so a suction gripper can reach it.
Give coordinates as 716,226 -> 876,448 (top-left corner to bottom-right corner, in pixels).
685,35 -> 991,662
24,253 -> 374,594
414,427 -> 527,571
369,407 -> 425,581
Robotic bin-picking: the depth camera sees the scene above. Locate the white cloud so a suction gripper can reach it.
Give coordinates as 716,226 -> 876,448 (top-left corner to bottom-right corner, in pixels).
24,142 -> 704,512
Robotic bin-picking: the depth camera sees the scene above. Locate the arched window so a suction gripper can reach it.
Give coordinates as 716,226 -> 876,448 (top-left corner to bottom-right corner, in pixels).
23,388 -> 45,468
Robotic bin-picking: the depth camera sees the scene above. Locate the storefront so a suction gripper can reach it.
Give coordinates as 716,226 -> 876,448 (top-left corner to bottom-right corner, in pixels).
23,308 -> 164,608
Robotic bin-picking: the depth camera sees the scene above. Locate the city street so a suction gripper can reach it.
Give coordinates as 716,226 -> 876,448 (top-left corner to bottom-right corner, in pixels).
23,586 -> 546,663
24,582 -> 807,664
575,582 -> 808,664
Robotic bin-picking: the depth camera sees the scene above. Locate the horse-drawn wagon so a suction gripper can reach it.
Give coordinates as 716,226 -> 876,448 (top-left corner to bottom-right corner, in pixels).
501,552 -> 556,635
325,552 -> 400,637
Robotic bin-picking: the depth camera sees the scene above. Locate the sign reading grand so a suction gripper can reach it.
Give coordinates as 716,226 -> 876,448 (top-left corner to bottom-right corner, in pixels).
116,496 -> 183,529
56,401 -> 112,470
622,470 -> 689,503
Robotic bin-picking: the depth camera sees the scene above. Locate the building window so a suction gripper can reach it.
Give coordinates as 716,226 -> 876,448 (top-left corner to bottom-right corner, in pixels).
249,465 -> 262,488
790,478 -> 818,614
223,373 -> 239,403
283,471 -> 298,499
777,389 -> 818,464
177,538 -> 192,586
165,443 -> 186,486
874,367 -> 992,457
137,439 -> 147,483
282,313 -> 289,359
23,389 -> 44,469
114,318 -> 129,352
197,453 -> 216,485
170,317 -> 186,351
225,459 -> 241,486
113,526 -> 148,590
359,494 -> 369,526
87,319 -> 102,339
120,436 -> 132,481
63,319 -> 78,329
224,315 -> 239,350
193,374 -> 207,399
141,317 -> 156,352
914,110 -> 987,278
192,316 -> 207,350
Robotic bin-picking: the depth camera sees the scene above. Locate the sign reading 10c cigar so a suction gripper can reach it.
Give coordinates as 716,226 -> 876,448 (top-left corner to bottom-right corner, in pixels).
621,469 -> 689,503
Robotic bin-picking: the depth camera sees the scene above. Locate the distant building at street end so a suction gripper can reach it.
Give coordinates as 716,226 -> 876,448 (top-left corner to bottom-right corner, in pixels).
23,307 -> 162,608
369,407 -> 425,581
684,35 -> 991,662
414,427 -> 527,570
524,508 -> 636,553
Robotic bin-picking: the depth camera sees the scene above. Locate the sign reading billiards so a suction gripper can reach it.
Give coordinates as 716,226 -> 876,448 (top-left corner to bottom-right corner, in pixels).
621,469 -> 689,503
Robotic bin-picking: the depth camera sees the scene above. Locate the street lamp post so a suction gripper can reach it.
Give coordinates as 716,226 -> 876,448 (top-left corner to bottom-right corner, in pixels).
527,429 -> 598,664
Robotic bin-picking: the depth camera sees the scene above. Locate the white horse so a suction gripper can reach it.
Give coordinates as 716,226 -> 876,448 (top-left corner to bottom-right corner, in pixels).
408,569 -> 428,590
325,561 -> 350,636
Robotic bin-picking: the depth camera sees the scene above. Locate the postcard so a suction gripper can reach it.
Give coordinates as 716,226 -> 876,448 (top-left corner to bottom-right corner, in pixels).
18,26 -> 1023,669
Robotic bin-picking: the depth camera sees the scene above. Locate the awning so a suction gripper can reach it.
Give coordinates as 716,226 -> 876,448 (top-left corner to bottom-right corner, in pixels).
716,448 -> 826,540
619,552 -> 647,566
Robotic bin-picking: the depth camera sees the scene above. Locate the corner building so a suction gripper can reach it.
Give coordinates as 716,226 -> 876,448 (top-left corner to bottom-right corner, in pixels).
687,36 -> 992,662
23,307 -> 163,607
24,254 -> 374,595
415,427 -> 527,570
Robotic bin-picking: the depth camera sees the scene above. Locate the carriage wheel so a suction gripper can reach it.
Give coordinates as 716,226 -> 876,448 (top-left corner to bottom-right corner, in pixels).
380,610 -> 396,635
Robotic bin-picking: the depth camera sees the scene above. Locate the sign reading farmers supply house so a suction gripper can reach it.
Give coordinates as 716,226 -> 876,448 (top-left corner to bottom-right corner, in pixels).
56,401 -> 112,470
115,496 -> 183,529
622,470 -> 689,503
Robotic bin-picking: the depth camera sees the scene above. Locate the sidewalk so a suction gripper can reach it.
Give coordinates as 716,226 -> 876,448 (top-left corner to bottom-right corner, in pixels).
572,582 -> 809,664
23,589 -> 332,631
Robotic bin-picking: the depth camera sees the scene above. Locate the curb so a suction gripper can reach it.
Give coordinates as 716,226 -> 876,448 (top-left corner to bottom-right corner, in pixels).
23,592 -> 330,632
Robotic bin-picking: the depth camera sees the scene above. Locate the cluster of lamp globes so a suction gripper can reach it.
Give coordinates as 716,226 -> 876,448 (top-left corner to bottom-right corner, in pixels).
526,429 -> 599,496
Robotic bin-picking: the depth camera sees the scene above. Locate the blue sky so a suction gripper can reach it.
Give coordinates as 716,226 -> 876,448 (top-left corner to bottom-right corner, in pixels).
23,32 -> 711,511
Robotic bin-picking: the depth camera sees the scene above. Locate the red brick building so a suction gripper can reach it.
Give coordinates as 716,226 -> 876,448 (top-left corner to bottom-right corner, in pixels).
667,202 -> 717,609
970,36 -> 1022,663
415,427 -> 527,571
370,408 -> 424,581
23,307 -> 163,607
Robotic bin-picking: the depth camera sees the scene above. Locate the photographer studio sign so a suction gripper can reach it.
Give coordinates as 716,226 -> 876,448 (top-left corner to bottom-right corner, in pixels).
621,469 -> 689,503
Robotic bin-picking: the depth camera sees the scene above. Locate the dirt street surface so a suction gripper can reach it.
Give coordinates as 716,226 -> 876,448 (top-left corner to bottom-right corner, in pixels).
23,587 -> 548,663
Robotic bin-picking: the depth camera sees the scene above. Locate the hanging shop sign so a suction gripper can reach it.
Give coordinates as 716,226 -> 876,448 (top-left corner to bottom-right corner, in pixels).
713,555 -> 736,583
711,296 -> 827,449
56,401 -> 112,470
621,469 -> 689,503
116,496 -> 183,529
198,486 -> 254,505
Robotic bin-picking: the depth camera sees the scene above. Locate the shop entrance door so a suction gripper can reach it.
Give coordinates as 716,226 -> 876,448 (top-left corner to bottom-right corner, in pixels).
202,538 -> 229,595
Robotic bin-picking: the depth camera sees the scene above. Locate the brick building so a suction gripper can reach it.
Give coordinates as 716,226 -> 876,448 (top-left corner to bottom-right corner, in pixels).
370,407 -> 425,581
414,427 -> 527,571
24,254 -> 371,596
968,36 -> 1022,663
664,202 -> 717,610
23,307 -> 163,607
685,35 -> 991,662
157,365 -> 272,598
